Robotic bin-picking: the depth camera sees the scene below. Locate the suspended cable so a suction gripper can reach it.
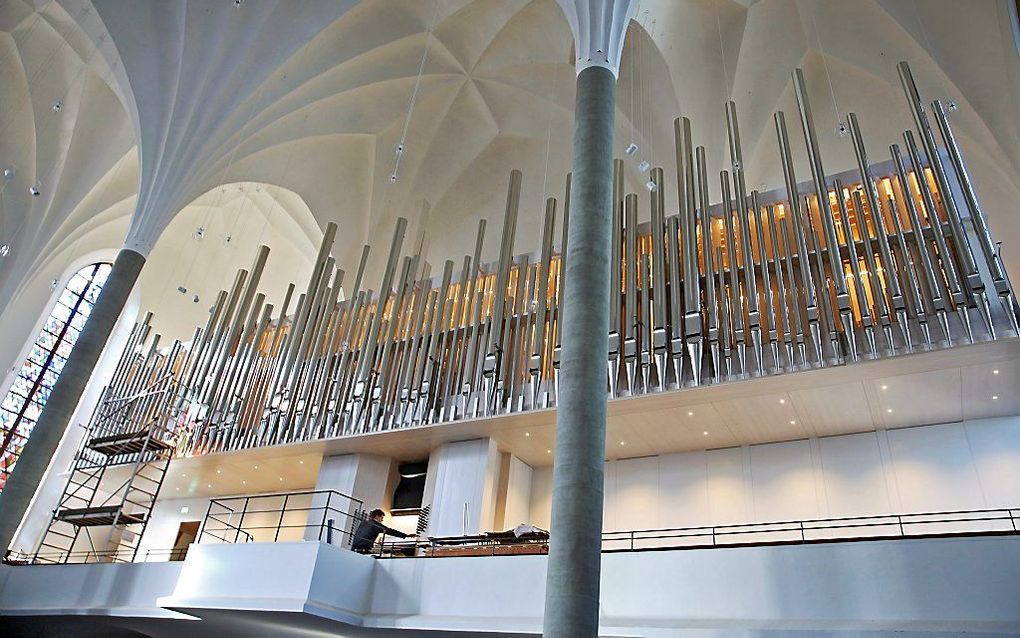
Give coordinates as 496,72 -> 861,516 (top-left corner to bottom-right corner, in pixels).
807,3 -> 842,133
391,0 -> 441,185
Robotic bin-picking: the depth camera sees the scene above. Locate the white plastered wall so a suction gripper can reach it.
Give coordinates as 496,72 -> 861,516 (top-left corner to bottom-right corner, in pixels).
424,438 -> 502,537
529,415 -> 1020,531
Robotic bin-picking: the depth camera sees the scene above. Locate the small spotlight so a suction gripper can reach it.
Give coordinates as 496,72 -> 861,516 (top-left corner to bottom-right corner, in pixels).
49,278 -> 58,289
702,431 -> 709,436
29,184 -> 40,196
638,160 -> 650,173
625,143 -> 638,155
789,420 -> 796,425
207,483 -> 212,488
180,506 -> 189,514
278,477 -> 283,481
177,286 -> 188,294
524,432 -> 531,437
687,411 -> 694,417
645,180 -> 657,192
880,384 -> 888,390
546,449 -> 551,454
619,441 -> 626,446
216,469 -> 221,474
2,167 -> 14,179
992,395 -> 999,400
51,100 -> 62,112
992,370 -> 999,375
886,408 -> 893,413
779,398 -> 786,404
389,173 -> 398,183
299,460 -> 304,464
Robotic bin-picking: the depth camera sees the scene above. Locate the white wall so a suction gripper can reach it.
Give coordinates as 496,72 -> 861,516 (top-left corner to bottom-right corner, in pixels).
501,455 -> 533,529
529,416 -> 1020,530
424,438 -> 501,536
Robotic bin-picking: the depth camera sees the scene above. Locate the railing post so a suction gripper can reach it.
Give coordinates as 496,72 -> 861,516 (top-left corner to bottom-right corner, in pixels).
327,518 -> 334,545
199,499 -> 215,543
320,491 -> 332,542
800,521 -> 805,542
898,515 -> 905,536
275,495 -> 289,542
235,495 -> 250,543
630,532 -> 634,552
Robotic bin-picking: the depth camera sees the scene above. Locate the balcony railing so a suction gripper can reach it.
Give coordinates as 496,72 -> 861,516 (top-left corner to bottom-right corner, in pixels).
197,489 -> 364,547
6,505 -> 1015,566
372,506 -> 1020,558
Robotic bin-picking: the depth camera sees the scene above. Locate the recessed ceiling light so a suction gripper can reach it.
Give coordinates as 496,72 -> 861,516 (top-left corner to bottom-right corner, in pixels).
993,369 -> 999,375
242,480 -> 247,485
546,449 -> 552,454
789,420 -> 796,425
216,469 -> 221,474
779,398 -> 786,404
702,431 -> 709,436
181,473 -> 186,478
207,483 -> 212,488
992,395 -> 999,400
254,465 -> 259,469
619,441 -> 626,446
880,384 -> 888,390
175,487 -> 180,491
279,477 -> 284,481
886,408 -> 893,413
687,411 -> 694,416
180,506 -> 189,514
299,460 -> 304,464
525,432 -> 531,437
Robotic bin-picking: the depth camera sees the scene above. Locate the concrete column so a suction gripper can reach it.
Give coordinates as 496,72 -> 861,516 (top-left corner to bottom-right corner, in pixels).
546,2 -> 635,634
543,64 -> 616,638
0,248 -> 145,552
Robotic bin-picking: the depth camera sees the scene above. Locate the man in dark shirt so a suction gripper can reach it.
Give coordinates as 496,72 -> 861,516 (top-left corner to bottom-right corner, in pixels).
351,509 -> 410,553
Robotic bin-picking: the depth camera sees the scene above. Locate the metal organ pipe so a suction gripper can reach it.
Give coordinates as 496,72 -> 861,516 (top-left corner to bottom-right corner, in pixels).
90,62 -> 1017,462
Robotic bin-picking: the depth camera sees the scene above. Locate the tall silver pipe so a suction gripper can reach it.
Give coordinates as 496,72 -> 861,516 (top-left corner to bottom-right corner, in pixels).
847,112 -> 906,350
904,130 -> 968,342
696,146 -> 719,380
792,69 -> 849,363
774,112 -> 820,365
358,218 -> 408,383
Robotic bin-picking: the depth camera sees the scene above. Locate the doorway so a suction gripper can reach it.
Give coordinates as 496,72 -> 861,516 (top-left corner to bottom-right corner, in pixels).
170,521 -> 200,561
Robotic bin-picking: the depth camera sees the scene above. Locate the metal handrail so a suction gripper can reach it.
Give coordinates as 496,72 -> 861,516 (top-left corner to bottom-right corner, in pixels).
197,489 -> 363,547
601,507 -> 1019,551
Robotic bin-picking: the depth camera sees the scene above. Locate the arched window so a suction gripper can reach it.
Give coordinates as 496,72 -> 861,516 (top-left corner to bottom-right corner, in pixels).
0,262 -> 113,493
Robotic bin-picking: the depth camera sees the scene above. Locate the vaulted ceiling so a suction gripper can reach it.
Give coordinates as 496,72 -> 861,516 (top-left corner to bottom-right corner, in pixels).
1,0 -> 1018,353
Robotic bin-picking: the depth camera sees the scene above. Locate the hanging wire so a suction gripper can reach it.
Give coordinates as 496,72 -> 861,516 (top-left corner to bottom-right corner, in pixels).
807,3 -> 842,130
715,0 -> 731,101
539,63 -> 556,202
391,0 -> 441,184
911,0 -> 954,106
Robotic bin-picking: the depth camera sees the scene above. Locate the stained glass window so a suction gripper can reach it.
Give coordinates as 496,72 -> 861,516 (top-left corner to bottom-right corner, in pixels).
0,262 -> 112,494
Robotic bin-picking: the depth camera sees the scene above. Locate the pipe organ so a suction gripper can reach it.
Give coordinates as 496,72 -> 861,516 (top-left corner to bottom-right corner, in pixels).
95,62 -> 1019,459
